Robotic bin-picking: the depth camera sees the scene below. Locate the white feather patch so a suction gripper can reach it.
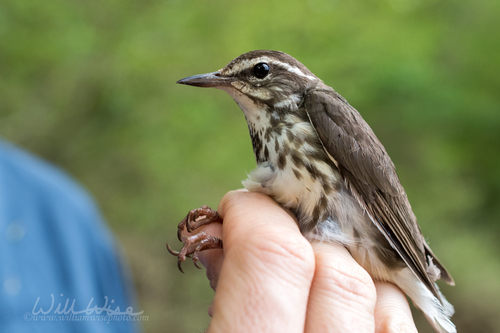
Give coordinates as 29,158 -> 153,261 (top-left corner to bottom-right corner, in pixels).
392,268 -> 456,333
278,61 -> 317,81
274,94 -> 301,109
427,255 -> 442,281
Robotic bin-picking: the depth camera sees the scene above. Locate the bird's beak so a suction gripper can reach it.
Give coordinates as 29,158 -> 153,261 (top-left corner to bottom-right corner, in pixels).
176,71 -> 235,88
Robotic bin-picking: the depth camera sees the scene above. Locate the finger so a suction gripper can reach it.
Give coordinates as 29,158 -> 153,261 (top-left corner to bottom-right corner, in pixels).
198,244 -> 224,317
207,190 -> 315,333
197,239 -> 224,292
305,241 -> 377,333
182,219 -> 224,317
374,282 -> 418,333
179,222 -> 224,292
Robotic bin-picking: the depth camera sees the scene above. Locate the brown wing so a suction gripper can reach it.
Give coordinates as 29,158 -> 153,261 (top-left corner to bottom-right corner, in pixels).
304,86 -> 454,299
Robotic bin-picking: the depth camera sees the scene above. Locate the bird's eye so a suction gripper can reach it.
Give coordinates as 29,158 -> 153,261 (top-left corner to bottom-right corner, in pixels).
253,62 -> 270,79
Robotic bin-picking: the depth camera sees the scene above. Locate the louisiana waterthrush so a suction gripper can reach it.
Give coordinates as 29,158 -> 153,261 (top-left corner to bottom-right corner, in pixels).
170,50 -> 456,333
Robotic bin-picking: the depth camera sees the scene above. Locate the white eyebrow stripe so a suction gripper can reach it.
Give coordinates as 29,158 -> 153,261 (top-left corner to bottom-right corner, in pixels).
272,61 -> 317,81
225,57 -> 274,75
225,57 -> 316,81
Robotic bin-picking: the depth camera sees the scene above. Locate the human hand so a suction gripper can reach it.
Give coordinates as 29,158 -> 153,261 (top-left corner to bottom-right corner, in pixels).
196,190 -> 418,333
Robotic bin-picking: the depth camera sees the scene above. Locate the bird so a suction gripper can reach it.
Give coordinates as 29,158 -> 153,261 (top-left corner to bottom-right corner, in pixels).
171,50 -> 456,333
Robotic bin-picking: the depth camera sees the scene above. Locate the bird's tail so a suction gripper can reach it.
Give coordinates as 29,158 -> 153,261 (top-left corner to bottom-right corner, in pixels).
393,268 -> 456,333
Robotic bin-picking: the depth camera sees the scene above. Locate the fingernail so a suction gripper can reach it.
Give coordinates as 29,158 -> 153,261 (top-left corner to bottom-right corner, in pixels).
208,301 -> 214,317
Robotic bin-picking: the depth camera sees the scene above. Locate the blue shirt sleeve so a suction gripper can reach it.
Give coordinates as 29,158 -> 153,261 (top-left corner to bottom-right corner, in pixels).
0,141 -> 141,333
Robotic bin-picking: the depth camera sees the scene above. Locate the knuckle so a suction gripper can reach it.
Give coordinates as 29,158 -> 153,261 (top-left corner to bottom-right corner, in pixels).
218,190 -> 240,216
243,229 -> 315,279
316,254 -> 376,304
218,190 -> 267,217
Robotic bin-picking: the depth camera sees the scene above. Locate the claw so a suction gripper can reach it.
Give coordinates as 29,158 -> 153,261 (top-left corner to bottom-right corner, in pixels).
177,259 -> 185,274
166,243 -> 180,256
167,244 -> 185,273
194,260 -> 202,269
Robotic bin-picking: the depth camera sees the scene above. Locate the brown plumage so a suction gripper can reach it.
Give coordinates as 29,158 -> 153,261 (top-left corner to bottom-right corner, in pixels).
305,86 -> 454,301
176,50 -> 456,333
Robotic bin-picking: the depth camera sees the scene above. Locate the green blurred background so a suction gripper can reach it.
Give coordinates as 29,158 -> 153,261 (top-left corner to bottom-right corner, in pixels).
1,0 -> 499,331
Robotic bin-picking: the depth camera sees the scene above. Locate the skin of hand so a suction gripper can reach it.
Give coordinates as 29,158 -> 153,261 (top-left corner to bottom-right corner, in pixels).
194,190 -> 418,333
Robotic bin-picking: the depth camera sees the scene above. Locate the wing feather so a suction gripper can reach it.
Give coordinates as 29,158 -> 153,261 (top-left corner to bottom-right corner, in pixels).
304,86 -> 454,300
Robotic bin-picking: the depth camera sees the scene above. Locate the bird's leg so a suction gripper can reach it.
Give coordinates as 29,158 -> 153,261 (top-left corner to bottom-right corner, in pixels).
167,205 -> 223,272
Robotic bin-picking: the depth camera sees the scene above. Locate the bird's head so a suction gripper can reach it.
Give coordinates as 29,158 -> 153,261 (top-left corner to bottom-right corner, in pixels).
177,50 -> 321,114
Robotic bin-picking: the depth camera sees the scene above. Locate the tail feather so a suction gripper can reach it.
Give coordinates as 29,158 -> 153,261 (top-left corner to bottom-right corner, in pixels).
393,268 -> 456,333
422,296 -> 456,333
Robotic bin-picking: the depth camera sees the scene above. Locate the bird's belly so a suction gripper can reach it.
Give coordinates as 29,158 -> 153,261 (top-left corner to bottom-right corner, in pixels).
311,213 -> 400,282
242,157 -> 341,228
242,161 -> 400,282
